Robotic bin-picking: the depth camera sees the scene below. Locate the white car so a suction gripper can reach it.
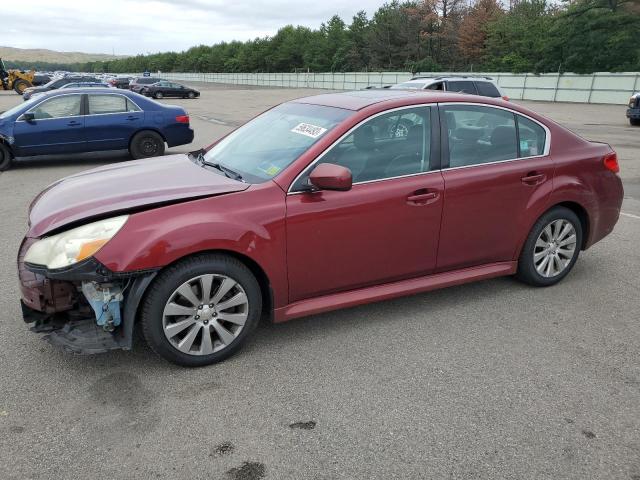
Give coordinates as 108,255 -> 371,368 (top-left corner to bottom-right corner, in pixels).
389,76 -> 509,101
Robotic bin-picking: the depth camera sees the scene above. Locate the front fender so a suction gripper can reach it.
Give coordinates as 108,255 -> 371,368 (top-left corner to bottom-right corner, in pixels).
94,183 -> 289,307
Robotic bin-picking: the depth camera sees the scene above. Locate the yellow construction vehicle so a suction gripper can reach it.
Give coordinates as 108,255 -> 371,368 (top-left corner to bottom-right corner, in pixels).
0,58 -> 34,94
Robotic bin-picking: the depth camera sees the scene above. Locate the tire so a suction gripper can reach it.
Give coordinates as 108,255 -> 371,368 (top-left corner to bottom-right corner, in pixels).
630,118 -> 640,126
187,91 -> 195,99
154,91 -> 163,99
13,79 -> 32,94
129,130 -> 165,159
141,254 -> 263,367
0,143 -> 13,171
516,206 -> 583,287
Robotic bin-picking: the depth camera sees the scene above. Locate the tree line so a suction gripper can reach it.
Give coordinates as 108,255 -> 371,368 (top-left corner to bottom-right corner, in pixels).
11,0 -> 640,75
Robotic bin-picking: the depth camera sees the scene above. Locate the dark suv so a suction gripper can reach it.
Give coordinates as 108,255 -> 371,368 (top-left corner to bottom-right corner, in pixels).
22,76 -> 100,101
129,77 -> 163,93
627,93 -> 639,126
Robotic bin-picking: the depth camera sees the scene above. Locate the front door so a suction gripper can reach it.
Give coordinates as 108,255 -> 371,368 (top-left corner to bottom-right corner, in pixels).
13,94 -> 85,156
436,104 -> 553,271
286,106 -> 444,302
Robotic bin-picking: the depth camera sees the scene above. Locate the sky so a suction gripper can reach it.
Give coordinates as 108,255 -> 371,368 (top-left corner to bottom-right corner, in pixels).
4,0 -> 386,56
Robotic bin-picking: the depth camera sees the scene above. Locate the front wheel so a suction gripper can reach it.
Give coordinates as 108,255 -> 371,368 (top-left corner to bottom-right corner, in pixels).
129,130 -> 165,159
187,91 -> 195,99
516,207 -> 582,287
13,79 -> 32,94
630,118 -> 640,126
141,254 -> 262,366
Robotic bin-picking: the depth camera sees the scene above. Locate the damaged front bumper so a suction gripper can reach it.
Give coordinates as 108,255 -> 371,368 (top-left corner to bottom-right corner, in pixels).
18,237 -> 157,355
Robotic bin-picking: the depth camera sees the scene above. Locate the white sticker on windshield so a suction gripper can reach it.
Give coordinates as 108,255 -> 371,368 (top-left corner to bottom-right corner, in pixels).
291,123 -> 327,139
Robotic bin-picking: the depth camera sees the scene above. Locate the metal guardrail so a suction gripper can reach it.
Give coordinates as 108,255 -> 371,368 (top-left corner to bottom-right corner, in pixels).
146,71 -> 639,105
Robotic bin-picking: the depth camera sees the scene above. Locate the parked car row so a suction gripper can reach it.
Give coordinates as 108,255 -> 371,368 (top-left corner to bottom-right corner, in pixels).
21,74 -> 200,101
11,88 -> 623,367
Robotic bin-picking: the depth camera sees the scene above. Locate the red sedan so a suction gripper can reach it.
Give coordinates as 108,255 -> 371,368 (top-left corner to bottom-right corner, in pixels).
18,90 -> 623,366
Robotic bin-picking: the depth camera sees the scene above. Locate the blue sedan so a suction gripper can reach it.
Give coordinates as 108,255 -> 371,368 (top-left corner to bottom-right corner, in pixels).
0,88 -> 194,170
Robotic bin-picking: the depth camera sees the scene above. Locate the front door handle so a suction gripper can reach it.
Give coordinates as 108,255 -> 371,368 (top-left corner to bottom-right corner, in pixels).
407,190 -> 439,205
126,116 -> 139,121
521,172 -> 546,185
67,120 -> 82,126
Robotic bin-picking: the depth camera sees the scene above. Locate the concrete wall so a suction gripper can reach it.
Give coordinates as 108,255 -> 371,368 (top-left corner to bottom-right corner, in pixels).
155,71 -> 640,105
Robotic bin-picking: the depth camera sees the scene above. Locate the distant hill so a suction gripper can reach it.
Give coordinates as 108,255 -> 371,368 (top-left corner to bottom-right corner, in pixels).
0,46 -> 127,64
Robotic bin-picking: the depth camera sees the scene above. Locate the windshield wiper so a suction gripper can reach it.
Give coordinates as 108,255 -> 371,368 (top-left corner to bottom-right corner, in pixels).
190,150 -> 245,182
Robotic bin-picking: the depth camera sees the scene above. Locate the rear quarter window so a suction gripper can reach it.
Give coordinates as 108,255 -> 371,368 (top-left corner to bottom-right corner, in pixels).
475,82 -> 501,98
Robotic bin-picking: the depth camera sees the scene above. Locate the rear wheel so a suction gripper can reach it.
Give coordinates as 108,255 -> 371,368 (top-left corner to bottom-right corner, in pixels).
141,254 -> 262,366
154,91 -> 163,99
516,207 -> 582,287
0,143 -> 13,171
630,118 -> 640,126
129,130 -> 165,159
13,79 -> 31,94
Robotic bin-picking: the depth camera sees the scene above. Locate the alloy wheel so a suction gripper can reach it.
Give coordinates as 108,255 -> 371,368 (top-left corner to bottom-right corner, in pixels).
533,219 -> 577,278
162,274 -> 249,355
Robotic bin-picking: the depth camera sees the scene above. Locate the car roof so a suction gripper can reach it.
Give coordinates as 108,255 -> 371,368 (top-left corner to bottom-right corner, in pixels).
291,89 -> 500,111
42,87 -> 132,96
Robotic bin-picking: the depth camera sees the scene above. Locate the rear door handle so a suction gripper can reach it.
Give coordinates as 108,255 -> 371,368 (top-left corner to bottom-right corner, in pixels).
126,116 -> 139,121
407,190 -> 439,205
67,120 -> 82,126
521,172 -> 546,185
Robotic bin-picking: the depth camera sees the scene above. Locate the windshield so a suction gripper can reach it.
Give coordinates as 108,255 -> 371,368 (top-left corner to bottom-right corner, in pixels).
390,82 -> 427,90
202,102 -> 351,183
0,97 -> 39,119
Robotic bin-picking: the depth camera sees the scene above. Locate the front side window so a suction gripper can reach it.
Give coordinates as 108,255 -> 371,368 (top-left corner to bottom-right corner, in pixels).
517,115 -> 546,157
426,82 -> 444,91
203,102 -> 351,184
88,95 -> 128,114
313,106 -> 431,183
443,105 -> 517,167
29,95 -> 82,120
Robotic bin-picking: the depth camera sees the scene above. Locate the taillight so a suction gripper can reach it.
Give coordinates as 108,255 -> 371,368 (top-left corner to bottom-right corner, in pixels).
603,152 -> 619,173
502,95 -> 510,101
176,114 -> 189,124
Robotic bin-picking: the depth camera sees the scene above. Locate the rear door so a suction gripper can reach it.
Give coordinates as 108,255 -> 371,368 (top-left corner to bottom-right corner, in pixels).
84,93 -> 144,151
12,94 -> 85,156
436,103 -> 553,272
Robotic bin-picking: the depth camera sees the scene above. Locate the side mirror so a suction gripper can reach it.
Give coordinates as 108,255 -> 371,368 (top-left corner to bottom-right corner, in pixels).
21,112 -> 35,122
308,163 -> 352,191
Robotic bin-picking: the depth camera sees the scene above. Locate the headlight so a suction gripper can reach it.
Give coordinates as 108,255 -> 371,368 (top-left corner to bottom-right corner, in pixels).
24,215 -> 128,269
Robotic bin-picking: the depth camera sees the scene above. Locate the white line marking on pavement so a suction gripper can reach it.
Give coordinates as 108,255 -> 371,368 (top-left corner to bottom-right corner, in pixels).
621,212 -> 640,220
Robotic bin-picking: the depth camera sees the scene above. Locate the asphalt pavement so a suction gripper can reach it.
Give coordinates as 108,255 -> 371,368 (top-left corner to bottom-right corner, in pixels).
0,84 -> 638,480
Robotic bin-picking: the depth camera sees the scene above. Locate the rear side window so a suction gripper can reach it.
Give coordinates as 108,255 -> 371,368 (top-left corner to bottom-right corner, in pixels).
475,81 -> 501,98
30,95 -> 82,119
88,95 -> 137,114
517,115 -> 546,157
443,105 -> 517,167
446,81 -> 477,95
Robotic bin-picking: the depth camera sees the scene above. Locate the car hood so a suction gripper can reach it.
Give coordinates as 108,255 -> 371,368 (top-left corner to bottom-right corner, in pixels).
28,154 -> 250,237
